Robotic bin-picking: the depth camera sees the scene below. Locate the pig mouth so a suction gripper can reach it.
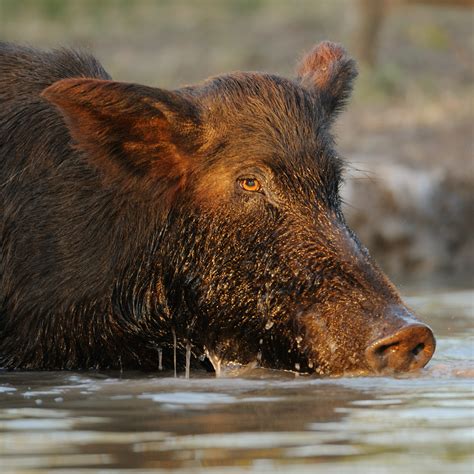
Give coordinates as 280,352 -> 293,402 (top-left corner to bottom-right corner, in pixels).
193,315 -> 436,377
200,342 -> 435,377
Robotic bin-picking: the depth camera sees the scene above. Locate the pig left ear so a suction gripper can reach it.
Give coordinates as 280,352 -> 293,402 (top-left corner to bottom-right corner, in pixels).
41,79 -> 201,196
296,41 -> 358,119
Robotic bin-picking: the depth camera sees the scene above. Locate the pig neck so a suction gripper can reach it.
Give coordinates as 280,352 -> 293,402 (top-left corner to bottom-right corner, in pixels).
0,197 -> 175,370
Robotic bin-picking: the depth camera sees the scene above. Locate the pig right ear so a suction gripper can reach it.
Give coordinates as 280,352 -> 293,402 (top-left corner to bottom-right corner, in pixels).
41,79 -> 201,195
296,41 -> 358,120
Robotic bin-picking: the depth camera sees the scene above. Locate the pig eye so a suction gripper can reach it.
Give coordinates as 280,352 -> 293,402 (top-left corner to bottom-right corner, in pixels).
238,178 -> 262,193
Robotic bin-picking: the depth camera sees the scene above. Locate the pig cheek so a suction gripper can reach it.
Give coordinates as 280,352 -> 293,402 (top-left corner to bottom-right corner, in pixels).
192,165 -> 237,209
301,310 -> 370,375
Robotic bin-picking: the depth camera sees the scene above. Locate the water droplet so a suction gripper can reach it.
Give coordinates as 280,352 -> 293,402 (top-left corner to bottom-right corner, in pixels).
308,360 -> 314,369
259,339 -> 263,345
172,328 -> 177,378
158,347 -> 163,371
257,351 -> 262,361
294,363 -> 300,371
265,321 -> 274,330
185,342 -> 191,379
205,347 -> 222,377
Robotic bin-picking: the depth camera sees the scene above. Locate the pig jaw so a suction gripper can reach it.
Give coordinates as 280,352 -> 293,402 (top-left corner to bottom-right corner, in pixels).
181,270 -> 436,377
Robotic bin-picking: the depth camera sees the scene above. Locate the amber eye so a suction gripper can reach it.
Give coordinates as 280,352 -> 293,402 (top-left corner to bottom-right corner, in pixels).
238,178 -> 262,192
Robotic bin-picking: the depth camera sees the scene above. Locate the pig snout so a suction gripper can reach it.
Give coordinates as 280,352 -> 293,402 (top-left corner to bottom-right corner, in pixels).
365,308 -> 436,374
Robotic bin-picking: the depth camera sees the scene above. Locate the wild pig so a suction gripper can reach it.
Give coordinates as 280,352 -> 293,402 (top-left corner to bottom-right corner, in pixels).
0,41 -> 435,375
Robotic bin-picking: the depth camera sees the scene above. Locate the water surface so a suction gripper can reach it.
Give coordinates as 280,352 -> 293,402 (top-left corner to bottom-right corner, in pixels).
0,289 -> 472,473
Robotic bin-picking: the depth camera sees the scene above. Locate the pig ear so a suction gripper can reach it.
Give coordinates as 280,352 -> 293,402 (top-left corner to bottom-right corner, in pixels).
41,79 -> 201,195
296,41 -> 358,118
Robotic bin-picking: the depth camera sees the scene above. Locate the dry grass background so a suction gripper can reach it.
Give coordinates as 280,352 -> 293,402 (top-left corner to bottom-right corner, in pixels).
1,0 -> 473,286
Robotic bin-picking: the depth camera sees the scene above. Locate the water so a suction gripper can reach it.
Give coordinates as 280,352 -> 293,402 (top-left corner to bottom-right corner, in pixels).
0,289 -> 472,473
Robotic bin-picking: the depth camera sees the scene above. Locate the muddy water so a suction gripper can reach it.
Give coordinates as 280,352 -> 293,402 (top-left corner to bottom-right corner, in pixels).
0,289 -> 472,473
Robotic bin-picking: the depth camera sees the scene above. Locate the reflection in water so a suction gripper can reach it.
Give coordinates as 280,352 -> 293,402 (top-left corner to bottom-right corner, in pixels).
0,290 -> 472,473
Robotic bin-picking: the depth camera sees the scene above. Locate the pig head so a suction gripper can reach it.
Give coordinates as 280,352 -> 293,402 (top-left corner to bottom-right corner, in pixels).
40,42 -> 435,375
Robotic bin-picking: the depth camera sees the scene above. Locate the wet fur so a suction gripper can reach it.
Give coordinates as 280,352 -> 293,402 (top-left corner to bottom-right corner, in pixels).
1,42 -> 404,373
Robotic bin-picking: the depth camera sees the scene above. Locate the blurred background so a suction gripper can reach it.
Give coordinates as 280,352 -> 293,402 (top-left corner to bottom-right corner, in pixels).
0,0 -> 472,289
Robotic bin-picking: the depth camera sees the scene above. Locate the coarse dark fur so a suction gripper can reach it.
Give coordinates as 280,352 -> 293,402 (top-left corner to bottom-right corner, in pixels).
0,41 -> 434,374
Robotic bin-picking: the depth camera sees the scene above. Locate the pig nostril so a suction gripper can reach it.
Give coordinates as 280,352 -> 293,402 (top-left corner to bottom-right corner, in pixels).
374,342 -> 398,358
411,342 -> 425,356
366,324 -> 435,373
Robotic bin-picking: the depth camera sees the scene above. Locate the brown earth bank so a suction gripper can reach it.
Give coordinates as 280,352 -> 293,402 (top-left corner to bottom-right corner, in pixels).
338,95 -> 473,283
